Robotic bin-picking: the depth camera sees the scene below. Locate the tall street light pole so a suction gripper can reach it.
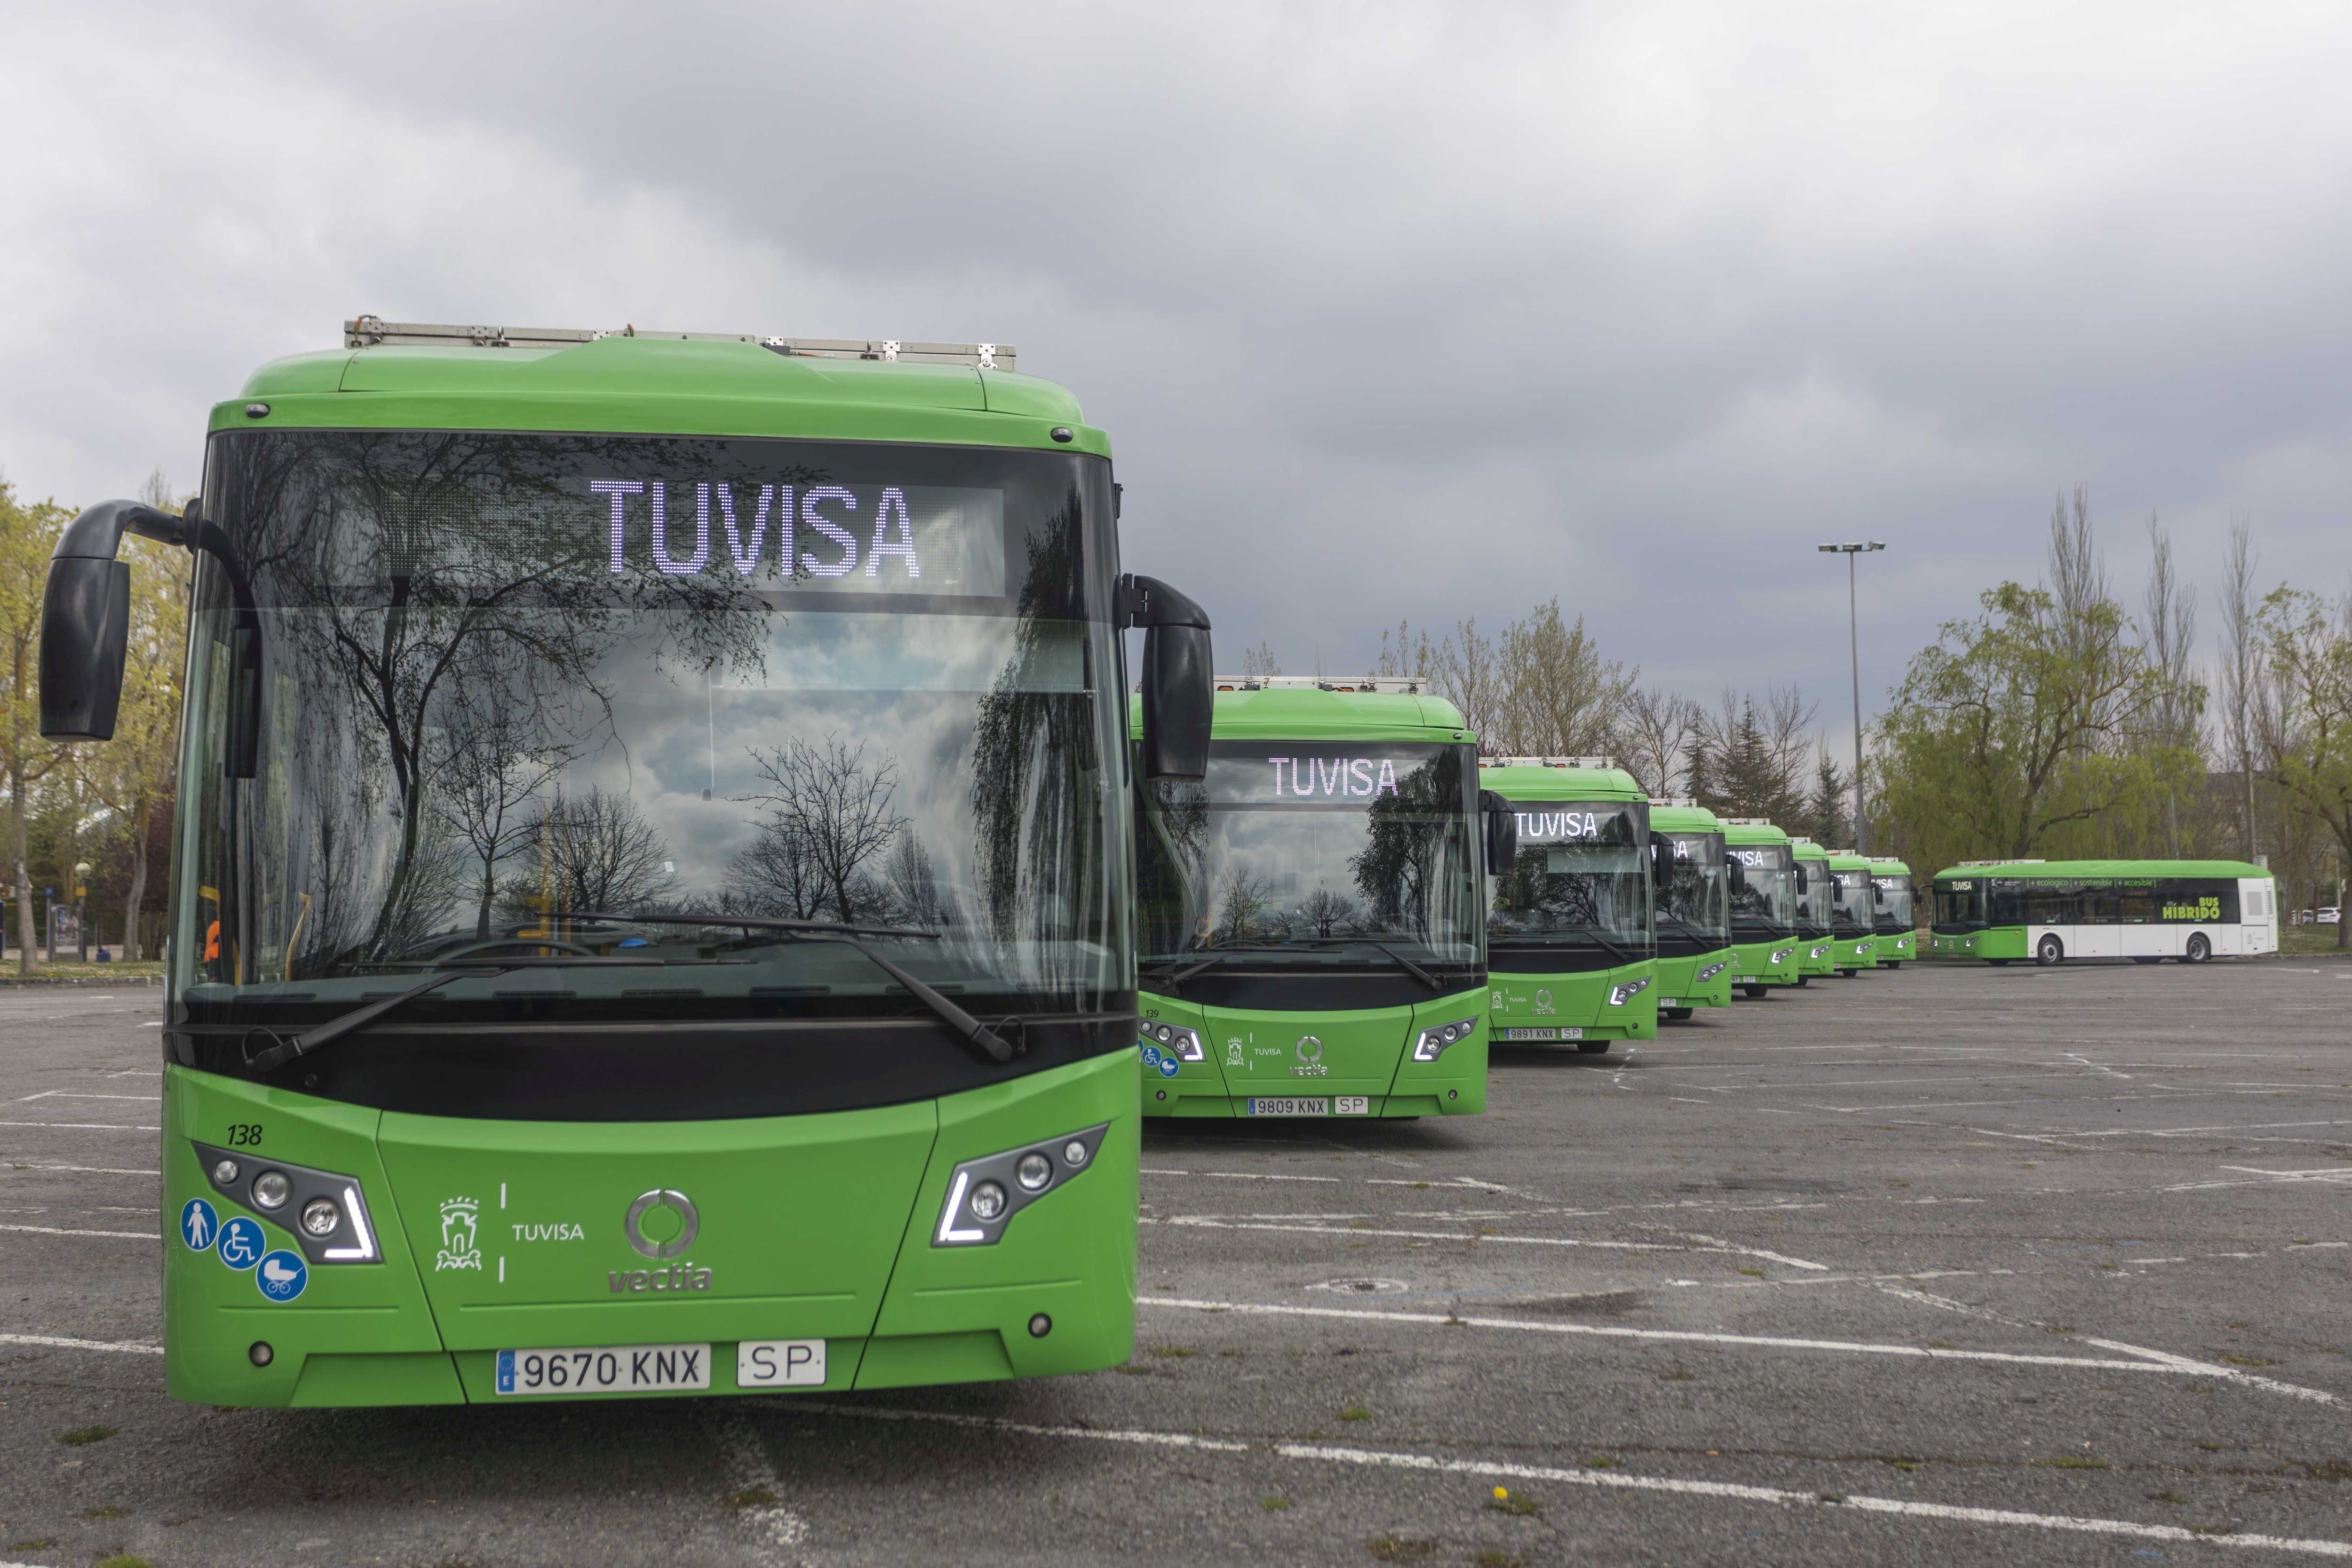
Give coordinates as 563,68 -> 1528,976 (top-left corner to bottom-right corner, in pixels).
1817,541 -> 1885,853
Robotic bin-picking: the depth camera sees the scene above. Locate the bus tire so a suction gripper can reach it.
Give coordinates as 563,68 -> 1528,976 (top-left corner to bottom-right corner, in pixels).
1882,961 -> 1902,970
2035,934 -> 2064,966
2184,932 -> 2211,963
1794,975 -> 1809,986
1664,1007 -> 1693,1021
2130,955 -> 2162,965
1988,958 -> 2010,966
1742,985 -> 1767,999
1577,1040 -> 1611,1054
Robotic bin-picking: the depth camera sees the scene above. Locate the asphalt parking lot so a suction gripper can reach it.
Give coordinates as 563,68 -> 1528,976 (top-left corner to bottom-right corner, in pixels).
0,956 -> 2348,1567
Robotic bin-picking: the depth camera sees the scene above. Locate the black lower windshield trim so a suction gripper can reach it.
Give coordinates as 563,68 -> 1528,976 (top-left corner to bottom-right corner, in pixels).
1137,970 -> 1483,1012
1486,946 -> 1652,975
169,1001 -> 1138,1122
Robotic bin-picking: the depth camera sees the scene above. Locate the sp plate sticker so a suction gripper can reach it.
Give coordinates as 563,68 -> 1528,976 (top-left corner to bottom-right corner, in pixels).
179,1198 -> 219,1252
216,1216 -> 265,1271
256,1249 -> 308,1302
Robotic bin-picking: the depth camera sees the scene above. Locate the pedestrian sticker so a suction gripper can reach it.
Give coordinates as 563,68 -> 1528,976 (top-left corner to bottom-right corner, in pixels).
256,1250 -> 307,1302
179,1197 -> 219,1253
217,1216 -> 265,1271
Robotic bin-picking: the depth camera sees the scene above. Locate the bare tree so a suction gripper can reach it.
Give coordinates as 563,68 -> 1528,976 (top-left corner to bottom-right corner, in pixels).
1494,599 -> 1636,757
436,683 -> 574,939
1688,685 -> 1816,824
1297,884 -> 1361,937
1381,618 -> 1506,749
1215,866 -> 1274,941
522,787 -> 677,915
739,735 -> 907,924
2138,511 -> 2201,855
1620,687 -> 1700,798
881,830 -> 947,929
1241,641 -> 1281,678
2219,518 -> 2263,861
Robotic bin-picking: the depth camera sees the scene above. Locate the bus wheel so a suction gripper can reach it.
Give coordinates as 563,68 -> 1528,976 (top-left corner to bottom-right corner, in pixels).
1664,1007 -> 1693,1021
2035,934 -> 2064,966
2130,955 -> 2162,965
1577,1041 -> 1611,1055
1988,958 -> 2011,966
1882,961 -> 1902,970
2184,932 -> 2211,963
1743,985 -> 1767,999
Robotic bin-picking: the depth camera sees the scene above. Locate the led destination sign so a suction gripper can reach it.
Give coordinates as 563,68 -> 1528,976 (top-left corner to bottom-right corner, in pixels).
1263,757 -> 1409,798
590,478 -> 1006,595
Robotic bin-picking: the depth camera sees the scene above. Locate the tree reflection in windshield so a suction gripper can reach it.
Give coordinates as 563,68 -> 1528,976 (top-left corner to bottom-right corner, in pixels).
1488,800 -> 1654,951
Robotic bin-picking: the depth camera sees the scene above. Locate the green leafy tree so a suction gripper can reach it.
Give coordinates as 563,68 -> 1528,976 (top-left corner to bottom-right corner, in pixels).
2256,585 -> 2352,950
0,480 -> 75,972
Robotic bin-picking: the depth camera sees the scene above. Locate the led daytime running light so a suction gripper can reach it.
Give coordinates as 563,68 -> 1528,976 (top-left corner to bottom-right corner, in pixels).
1608,977 -> 1653,1006
1412,1017 -> 1480,1062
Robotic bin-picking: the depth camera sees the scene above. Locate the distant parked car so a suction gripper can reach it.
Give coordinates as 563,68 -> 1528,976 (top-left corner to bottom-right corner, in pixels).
2322,907 -> 2343,925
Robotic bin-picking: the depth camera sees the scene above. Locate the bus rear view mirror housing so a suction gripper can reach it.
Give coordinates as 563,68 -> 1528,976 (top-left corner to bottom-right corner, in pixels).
40,497 -> 262,776
1480,789 -> 1518,875
1793,864 -> 1808,894
1123,573 -> 1213,782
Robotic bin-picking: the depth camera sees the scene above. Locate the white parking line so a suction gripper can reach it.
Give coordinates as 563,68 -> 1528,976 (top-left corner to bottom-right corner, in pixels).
16,1091 -> 160,1102
0,1121 -> 159,1133
1,1163 -> 161,1176
0,1222 -> 157,1240
1140,1297 -> 2344,1404
0,1332 -> 162,1355
785,1400 -> 2352,1559
720,1415 -> 809,1562
1151,1217 -> 1678,1252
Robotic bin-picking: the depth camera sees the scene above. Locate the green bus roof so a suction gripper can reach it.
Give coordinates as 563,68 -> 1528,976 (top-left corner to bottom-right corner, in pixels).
1931,859 -> 2272,883
216,334 -> 1105,455
1828,852 -> 1874,870
1128,685 -> 1469,744
1790,839 -> 1830,862
1719,820 -> 1792,846
1869,859 -> 1914,876
1649,803 -> 1724,835
1474,762 -> 1643,802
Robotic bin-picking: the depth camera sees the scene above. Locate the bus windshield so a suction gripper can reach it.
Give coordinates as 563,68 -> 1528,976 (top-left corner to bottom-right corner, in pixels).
172,429 -> 1130,1114
1726,843 -> 1796,937
1796,860 -> 1834,933
1654,832 -> 1727,953
1830,868 -> 1874,935
1873,874 -> 1915,933
1487,799 -> 1654,963
1934,879 -> 1985,932
1134,741 -> 1483,979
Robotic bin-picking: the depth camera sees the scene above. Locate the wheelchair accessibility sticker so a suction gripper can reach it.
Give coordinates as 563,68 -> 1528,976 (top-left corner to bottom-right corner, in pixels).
216,1216 -> 265,1271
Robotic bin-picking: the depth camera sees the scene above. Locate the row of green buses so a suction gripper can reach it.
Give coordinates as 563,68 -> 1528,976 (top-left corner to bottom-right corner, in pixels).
36,324 -> 2263,1412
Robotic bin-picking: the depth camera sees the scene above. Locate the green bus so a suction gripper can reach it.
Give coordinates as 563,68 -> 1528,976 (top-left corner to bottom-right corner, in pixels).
38,319 -> 1216,1407
1132,678 -> 1505,1118
1479,758 -> 1656,1054
1648,800 -> 1734,1020
1718,819 -> 1804,996
1930,860 -> 2280,965
1827,851 -> 1882,974
1790,839 -> 1838,980
1871,858 -> 1916,967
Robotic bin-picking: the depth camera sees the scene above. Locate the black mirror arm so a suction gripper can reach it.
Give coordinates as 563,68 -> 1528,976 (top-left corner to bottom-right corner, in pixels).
1120,573 -> 1210,631
53,499 -> 262,633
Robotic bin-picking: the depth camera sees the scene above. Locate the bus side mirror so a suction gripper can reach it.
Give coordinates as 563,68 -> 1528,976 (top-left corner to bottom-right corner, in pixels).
1727,861 -> 1748,891
1124,573 -> 1213,782
1793,864 -> 1808,894
1480,789 -> 1518,875
39,555 -> 132,740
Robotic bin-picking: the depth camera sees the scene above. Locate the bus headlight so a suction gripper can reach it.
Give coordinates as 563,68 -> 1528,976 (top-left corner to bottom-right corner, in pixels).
1695,962 -> 1729,983
1769,947 -> 1794,964
1810,945 -> 1829,959
1140,1022 -> 1205,1061
1608,978 -> 1652,1006
933,1122 -> 1112,1247
192,1142 -> 381,1265
1412,1018 -> 1479,1062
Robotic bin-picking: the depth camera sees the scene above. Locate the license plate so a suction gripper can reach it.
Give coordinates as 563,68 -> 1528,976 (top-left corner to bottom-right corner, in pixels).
1658,997 -> 1678,1007
495,1343 -> 711,1397
1734,976 -> 1758,984
1501,1027 -> 1583,1041
737,1339 -> 826,1388
1334,1096 -> 1370,1115
1248,1097 -> 1329,1116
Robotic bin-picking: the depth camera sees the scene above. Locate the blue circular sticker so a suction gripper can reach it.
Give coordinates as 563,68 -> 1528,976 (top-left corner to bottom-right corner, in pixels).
178,1198 -> 219,1253
1156,1055 -> 1180,1078
256,1249 -> 308,1302
216,1216 -> 266,1272
1138,1043 -> 1163,1069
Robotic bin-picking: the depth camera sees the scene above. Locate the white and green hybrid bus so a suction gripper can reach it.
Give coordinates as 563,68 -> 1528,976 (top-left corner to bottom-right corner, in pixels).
1930,860 -> 2280,965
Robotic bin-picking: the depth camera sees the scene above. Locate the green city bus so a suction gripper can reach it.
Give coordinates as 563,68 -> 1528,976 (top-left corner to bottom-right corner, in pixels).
1790,839 -> 1838,980
1827,851 -> 1882,974
1132,678 -> 1504,1118
1719,819 -> 1804,996
1648,800 -> 1734,1020
1871,857 -> 1916,967
37,319 -> 1217,1407
1930,860 -> 2280,965
1479,759 -> 1656,1054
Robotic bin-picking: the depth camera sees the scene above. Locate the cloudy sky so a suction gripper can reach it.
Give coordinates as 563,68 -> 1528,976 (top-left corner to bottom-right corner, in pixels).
7,2 -> 2351,747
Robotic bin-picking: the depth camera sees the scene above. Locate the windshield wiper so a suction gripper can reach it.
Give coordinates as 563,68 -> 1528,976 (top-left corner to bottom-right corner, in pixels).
1180,937 -> 1448,990
1494,926 -> 1640,965
241,954 -> 718,1072
1657,913 -> 1721,945
1142,956 -> 1222,990
584,911 -> 1015,1066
